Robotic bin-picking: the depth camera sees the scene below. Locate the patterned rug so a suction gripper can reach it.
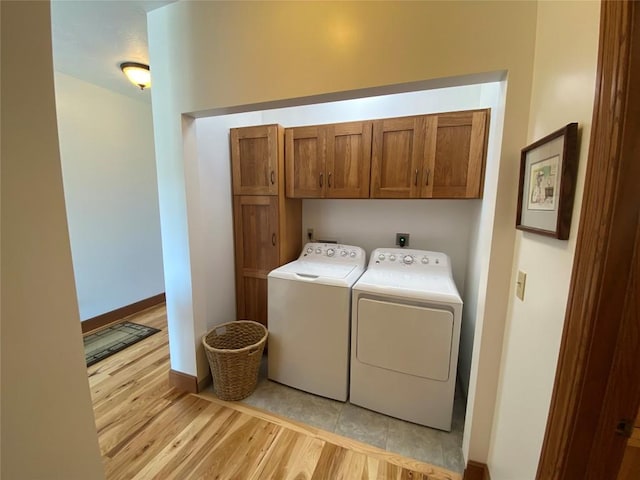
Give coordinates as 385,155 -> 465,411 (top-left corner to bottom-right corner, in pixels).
84,321 -> 160,367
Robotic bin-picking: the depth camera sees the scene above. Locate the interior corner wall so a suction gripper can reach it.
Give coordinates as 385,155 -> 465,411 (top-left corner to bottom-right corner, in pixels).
54,72 -> 165,321
148,0 -> 537,458
487,2 -> 600,479
458,81 -> 507,400
1,2 -> 105,478
187,111 -> 262,380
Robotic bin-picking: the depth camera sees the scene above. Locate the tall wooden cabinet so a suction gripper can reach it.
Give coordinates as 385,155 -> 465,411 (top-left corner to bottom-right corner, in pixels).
230,124 -> 301,327
285,121 -> 372,198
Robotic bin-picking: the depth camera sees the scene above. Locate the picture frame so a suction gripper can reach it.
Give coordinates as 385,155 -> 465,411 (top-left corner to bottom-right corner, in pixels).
516,122 -> 578,240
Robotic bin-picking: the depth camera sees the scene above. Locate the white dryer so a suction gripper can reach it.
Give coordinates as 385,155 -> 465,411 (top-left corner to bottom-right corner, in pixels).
350,248 -> 462,431
268,242 -> 365,401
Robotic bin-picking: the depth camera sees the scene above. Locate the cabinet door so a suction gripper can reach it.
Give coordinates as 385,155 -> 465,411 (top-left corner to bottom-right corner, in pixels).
231,125 -> 278,196
325,121 -> 372,198
285,126 -> 325,198
370,116 -> 425,198
422,110 -> 489,198
233,195 -> 279,326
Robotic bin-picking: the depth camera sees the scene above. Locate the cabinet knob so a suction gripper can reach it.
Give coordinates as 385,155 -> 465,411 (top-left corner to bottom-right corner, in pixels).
414,169 -> 419,186
328,172 -> 332,188
425,168 -> 430,186
270,170 -> 275,185
319,172 -> 323,187
272,233 -> 276,246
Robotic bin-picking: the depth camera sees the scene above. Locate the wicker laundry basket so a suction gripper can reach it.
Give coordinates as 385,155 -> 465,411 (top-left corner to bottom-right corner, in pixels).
202,321 -> 268,401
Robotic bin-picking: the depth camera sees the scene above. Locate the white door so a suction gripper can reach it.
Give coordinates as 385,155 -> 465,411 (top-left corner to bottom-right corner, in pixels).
356,297 -> 453,381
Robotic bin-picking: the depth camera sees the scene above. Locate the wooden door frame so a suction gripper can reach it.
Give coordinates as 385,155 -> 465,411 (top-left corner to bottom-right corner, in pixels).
537,1 -> 640,478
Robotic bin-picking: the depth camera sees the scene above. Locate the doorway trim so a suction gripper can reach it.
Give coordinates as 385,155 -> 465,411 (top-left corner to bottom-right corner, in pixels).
537,1 -> 640,478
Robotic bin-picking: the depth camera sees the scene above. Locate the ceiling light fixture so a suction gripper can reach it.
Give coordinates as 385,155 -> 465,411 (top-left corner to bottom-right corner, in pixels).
120,62 -> 151,90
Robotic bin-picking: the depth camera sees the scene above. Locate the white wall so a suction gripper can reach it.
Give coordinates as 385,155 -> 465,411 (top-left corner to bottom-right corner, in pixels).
55,72 -> 164,320
302,199 -> 475,291
487,2 -> 600,479
1,2 -> 105,478
148,0 -> 539,464
260,84 -> 487,127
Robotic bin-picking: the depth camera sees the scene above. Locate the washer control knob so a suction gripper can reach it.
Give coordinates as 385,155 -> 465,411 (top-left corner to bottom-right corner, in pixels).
306,247 -> 313,254
378,253 -> 386,261
326,248 -> 335,257
403,255 -> 414,265
350,251 -> 356,258
389,255 -> 396,261
341,250 -> 348,257
315,247 -> 322,254
421,256 -> 429,264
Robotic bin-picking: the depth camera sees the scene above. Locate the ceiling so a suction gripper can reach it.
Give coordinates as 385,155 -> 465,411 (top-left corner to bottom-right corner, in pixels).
50,0 -> 175,102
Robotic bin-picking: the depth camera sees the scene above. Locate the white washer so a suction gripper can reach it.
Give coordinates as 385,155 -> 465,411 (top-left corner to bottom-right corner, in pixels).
268,242 -> 366,401
350,248 -> 462,431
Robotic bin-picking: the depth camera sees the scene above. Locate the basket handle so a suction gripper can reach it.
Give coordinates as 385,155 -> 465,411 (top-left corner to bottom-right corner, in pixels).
247,348 -> 260,356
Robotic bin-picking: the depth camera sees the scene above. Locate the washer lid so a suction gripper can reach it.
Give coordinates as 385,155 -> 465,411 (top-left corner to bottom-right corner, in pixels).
269,260 -> 364,286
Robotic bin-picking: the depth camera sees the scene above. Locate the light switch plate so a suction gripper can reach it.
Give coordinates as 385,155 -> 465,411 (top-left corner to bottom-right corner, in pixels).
516,270 -> 527,301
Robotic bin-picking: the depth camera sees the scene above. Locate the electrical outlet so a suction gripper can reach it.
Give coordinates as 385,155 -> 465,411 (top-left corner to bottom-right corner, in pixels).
396,233 -> 410,248
307,228 -> 314,240
516,270 -> 527,301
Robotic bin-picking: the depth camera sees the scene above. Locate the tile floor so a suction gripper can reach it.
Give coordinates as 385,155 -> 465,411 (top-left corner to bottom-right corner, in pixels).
238,356 -> 466,473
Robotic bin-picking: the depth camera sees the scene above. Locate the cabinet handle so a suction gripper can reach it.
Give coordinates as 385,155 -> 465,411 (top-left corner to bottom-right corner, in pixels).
272,233 -> 276,246
319,172 -> 324,187
328,172 -> 332,188
425,168 -> 430,186
270,170 -> 275,185
414,169 -> 419,186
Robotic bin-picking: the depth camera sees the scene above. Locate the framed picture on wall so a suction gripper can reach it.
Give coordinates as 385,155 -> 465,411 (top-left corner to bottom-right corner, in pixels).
516,122 -> 579,240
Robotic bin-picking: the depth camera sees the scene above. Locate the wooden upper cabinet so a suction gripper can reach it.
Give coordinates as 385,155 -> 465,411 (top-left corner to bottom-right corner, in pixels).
283,109 -> 489,200
231,125 -> 278,195
285,126 -> 325,198
371,110 -> 489,199
325,121 -> 372,198
286,121 -> 372,198
422,109 -> 489,199
370,116 -> 426,198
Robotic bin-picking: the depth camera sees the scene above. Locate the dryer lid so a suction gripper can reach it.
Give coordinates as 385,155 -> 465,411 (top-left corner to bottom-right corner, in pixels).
354,269 -> 462,304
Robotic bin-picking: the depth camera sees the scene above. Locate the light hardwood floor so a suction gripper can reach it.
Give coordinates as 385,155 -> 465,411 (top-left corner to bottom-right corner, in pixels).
88,304 -> 462,480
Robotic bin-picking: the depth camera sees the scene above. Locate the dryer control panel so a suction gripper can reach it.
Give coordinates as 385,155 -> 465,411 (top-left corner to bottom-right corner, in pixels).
300,242 -> 365,262
368,248 -> 450,269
